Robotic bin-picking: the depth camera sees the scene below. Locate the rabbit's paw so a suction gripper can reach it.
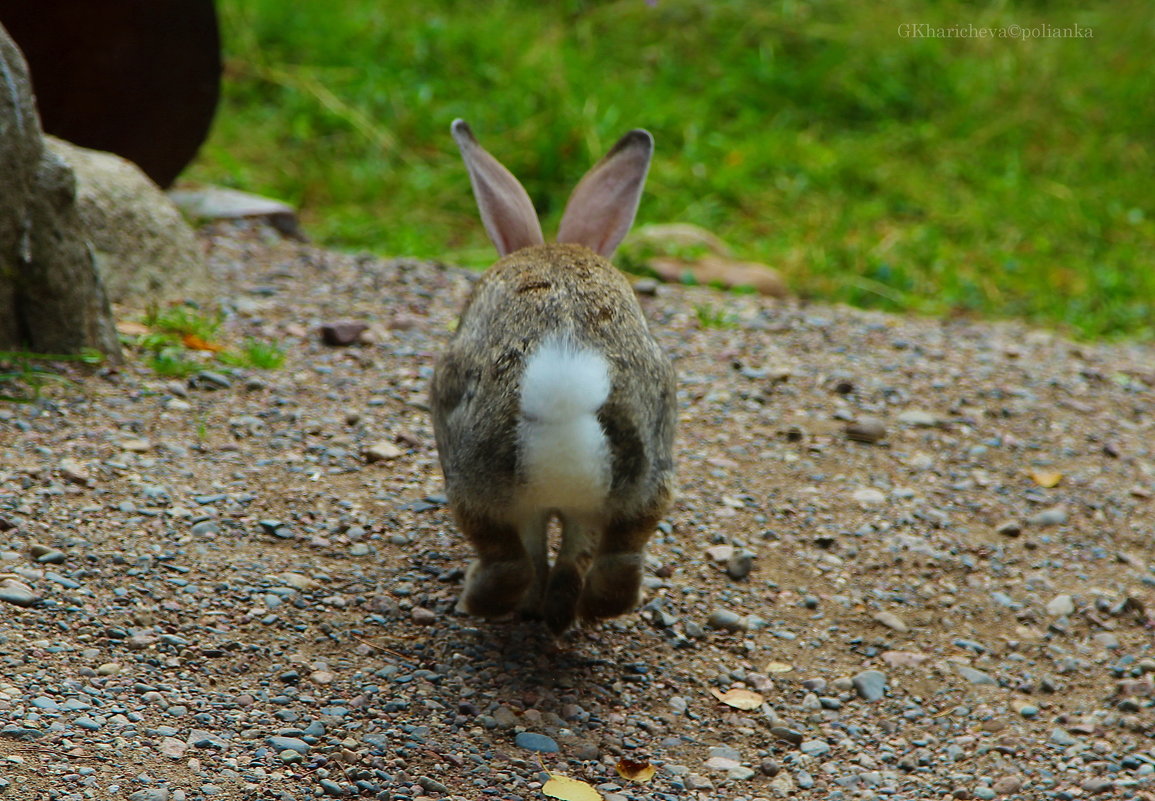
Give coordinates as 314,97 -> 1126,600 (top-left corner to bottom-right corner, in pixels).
577,553 -> 643,621
542,560 -> 585,636
457,558 -> 533,618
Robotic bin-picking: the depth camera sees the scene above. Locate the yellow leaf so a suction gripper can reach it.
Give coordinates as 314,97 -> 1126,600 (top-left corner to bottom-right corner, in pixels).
710,687 -> 764,710
616,758 -> 657,783
1030,470 -> 1062,488
543,774 -> 603,801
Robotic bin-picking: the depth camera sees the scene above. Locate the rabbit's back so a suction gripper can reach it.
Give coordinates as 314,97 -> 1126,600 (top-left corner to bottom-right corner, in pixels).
431,243 -> 675,522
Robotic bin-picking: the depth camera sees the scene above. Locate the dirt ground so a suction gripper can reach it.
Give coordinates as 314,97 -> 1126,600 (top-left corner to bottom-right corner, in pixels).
1,224 -> 1154,801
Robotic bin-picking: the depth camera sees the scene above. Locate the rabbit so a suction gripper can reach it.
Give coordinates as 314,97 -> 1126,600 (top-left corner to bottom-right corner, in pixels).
430,119 -> 676,635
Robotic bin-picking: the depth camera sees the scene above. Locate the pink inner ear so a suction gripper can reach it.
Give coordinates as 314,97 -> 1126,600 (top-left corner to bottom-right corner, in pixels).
557,129 -> 653,258
452,119 -> 544,257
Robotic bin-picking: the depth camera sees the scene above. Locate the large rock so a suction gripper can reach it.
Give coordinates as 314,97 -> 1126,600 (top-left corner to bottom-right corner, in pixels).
45,136 -> 213,308
0,23 -> 120,360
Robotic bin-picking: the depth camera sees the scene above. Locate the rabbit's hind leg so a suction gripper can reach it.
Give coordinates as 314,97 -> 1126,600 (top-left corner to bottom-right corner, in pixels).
456,513 -> 533,619
516,510 -> 552,618
542,513 -> 598,635
577,513 -> 659,622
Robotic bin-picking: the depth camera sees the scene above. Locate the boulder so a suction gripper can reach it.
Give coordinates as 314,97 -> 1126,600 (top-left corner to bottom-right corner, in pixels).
45,136 -> 213,308
0,23 -> 120,360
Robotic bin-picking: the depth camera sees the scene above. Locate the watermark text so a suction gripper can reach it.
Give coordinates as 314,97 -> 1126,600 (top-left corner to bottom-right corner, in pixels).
898,22 -> 1093,40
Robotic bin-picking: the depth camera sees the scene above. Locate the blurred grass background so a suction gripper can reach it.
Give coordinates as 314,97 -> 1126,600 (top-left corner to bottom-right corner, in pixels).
186,0 -> 1154,340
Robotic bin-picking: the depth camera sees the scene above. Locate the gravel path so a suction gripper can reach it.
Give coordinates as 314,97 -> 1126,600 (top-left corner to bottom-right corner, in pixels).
2,223 -> 1154,801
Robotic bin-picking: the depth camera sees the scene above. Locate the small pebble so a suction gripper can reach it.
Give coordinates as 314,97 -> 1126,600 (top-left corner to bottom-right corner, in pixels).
872,611 -> 908,632
410,606 -> 437,625
364,440 -> 403,462
1028,505 -> 1068,527
955,665 -> 997,685
851,670 -> 888,701
845,417 -> 887,443
1046,594 -> 1075,617
320,321 -> 368,346
515,732 -> 559,753
0,582 -> 39,608
800,739 -> 831,757
706,609 -> 748,632
725,549 -> 754,580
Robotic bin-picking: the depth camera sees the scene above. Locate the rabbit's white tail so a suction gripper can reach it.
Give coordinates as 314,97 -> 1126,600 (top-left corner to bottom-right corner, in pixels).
517,337 -> 611,512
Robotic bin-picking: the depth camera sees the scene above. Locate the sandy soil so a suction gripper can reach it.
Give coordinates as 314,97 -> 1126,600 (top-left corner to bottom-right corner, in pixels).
1,224 -> 1154,801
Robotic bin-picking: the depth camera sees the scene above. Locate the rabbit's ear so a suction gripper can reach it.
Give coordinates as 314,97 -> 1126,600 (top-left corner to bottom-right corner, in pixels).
557,129 -> 653,258
452,119 -> 545,257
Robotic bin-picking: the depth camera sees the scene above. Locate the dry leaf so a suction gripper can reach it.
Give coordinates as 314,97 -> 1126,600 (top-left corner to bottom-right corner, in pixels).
182,333 -> 224,352
543,774 -> 603,801
616,758 -> 657,783
710,687 -> 764,710
1030,470 -> 1063,488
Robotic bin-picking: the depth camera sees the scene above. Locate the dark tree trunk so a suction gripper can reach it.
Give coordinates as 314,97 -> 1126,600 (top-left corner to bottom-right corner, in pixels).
0,23 -> 121,362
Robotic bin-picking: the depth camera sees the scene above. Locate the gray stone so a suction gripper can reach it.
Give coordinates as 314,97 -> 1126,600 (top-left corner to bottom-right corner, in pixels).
1028,505 -> 1068,527
492,706 -> 519,729
416,776 -> 449,794
1046,594 -> 1075,617
266,735 -> 310,754
0,27 -> 121,359
1081,777 -> 1115,794
955,665 -> 996,685
707,745 -> 742,761
514,732 -> 559,753
800,739 -> 831,757
706,609 -> 748,632
725,549 -> 755,580
685,773 -> 715,791
0,581 -> 39,607
897,409 -> 938,427
872,611 -> 908,632
44,137 -> 212,308
128,790 -> 170,801
851,670 -> 888,701
168,186 -> 300,238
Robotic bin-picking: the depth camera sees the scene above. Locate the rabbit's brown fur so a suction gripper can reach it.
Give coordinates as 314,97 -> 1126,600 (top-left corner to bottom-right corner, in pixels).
431,122 -> 676,635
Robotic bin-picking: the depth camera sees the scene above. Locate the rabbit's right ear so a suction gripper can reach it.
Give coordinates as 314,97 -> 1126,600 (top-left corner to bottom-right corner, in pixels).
452,119 -> 545,257
557,129 -> 653,258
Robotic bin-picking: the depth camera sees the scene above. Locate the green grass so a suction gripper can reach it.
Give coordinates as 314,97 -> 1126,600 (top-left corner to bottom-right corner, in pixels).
127,304 -> 286,376
142,304 -> 223,342
694,304 -> 737,330
218,339 -> 287,369
188,0 -> 1154,340
0,350 -> 104,403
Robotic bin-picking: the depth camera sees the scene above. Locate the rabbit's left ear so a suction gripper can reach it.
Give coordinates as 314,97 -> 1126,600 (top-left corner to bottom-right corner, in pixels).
557,129 -> 653,258
453,119 -> 545,257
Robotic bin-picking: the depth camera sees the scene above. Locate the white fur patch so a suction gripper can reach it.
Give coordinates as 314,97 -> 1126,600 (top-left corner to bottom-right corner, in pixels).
517,337 -> 612,513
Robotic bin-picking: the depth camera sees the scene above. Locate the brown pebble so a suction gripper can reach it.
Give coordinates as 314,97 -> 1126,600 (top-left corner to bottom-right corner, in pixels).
995,519 -> 1023,537
320,321 -> 369,346
58,458 -> 91,485
387,313 -> 422,330
845,417 -> 887,443
364,441 -> 403,462
991,774 -> 1024,795
1081,777 -> 1114,794
411,606 -> 437,625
